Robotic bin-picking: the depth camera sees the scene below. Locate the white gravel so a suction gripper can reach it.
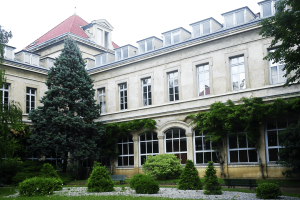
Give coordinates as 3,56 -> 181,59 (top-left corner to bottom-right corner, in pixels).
6,187 -> 300,199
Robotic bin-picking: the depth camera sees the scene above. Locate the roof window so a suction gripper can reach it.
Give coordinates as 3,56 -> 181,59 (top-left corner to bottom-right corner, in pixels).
114,45 -> 138,61
221,7 -> 255,29
15,50 -> 40,67
162,28 -> 191,47
137,36 -> 163,54
190,18 -> 222,38
258,0 -> 277,18
95,52 -> 115,67
4,46 -> 15,60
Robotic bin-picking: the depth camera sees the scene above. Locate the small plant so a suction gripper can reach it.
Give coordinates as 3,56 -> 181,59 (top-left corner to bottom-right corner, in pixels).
87,161 -> 114,192
40,163 -> 61,179
203,161 -> 222,195
178,160 -> 202,190
129,174 -> 159,194
19,177 -> 63,196
142,154 -> 183,180
256,183 -> 282,199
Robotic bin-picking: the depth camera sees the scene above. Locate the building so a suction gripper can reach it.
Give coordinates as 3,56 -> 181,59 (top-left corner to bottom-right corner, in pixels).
1,0 -> 299,179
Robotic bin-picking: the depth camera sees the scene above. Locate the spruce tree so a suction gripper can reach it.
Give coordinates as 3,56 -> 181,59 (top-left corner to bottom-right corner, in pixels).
203,161 -> 222,195
178,160 -> 202,190
28,38 -> 105,172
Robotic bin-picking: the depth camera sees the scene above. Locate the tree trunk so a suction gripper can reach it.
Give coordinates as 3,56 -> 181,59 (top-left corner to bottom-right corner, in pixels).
62,151 -> 68,173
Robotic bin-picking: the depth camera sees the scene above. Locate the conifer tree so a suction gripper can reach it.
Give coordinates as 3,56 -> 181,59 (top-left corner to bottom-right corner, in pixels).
178,160 -> 202,190
28,37 -> 105,172
203,161 -> 222,194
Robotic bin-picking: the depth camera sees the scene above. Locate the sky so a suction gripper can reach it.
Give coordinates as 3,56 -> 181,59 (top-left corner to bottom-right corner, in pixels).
1,0 -> 260,52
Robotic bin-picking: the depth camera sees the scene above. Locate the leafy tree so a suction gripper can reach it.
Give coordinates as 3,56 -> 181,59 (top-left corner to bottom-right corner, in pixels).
203,161 -> 222,195
28,38 -> 105,172
277,122 -> 300,177
178,160 -> 202,190
0,25 -> 12,64
259,0 -> 300,86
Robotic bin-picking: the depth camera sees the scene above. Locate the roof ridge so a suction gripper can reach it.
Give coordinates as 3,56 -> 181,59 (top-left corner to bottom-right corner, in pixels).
68,15 -> 76,33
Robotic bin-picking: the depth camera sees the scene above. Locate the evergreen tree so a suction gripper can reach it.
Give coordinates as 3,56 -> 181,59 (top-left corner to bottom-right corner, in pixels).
28,38 -> 105,172
178,160 -> 202,190
203,161 -> 222,195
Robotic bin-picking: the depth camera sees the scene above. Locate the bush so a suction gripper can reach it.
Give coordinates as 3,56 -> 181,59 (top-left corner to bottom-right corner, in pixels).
256,183 -> 282,199
142,154 -> 183,180
178,160 -> 202,190
19,177 -> 63,196
203,161 -> 222,195
40,163 -> 60,179
130,174 -> 159,194
87,162 -> 114,192
0,158 -> 23,184
12,161 -> 43,184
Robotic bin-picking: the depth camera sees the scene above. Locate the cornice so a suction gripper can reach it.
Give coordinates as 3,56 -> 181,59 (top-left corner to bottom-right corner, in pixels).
2,59 -> 48,75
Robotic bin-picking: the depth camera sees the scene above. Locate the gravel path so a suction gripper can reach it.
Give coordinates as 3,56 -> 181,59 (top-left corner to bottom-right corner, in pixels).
6,187 -> 300,199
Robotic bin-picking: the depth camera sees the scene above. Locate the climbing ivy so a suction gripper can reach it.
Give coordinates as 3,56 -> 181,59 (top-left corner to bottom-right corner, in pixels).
186,97 -> 300,145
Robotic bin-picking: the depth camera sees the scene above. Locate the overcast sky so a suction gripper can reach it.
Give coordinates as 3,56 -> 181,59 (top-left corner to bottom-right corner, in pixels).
1,0 -> 260,52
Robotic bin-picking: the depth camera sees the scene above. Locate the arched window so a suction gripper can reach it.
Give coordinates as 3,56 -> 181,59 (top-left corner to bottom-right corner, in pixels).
117,135 -> 134,167
193,129 -> 218,164
139,131 -> 159,166
165,128 -> 187,164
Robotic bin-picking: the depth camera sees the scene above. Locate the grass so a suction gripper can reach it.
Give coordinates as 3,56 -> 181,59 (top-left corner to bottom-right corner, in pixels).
0,188 -> 17,198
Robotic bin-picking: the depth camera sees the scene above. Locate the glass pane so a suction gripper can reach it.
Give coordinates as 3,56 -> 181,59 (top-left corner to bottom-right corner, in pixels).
147,142 -> 152,153
236,11 -> 244,25
230,151 -> 238,163
229,135 -> 238,149
271,66 -> 278,84
169,94 -> 174,101
143,86 -> 147,93
238,135 -> 247,148
263,3 -> 272,17
153,141 -> 159,153
123,48 -> 128,59
269,148 -> 279,161
194,129 -> 201,137
231,58 -> 238,65
225,14 -> 234,28
128,136 -> 133,142
117,50 -> 121,60
198,66 -> 203,73
148,85 -> 151,93
195,137 -> 203,151
204,71 -> 209,81
174,79 -> 178,86
173,34 -> 180,44
203,21 -> 210,35
102,54 -> 107,65
240,73 -> 246,89
196,153 -> 204,164
165,34 -> 171,45
166,130 -> 172,139
169,80 -> 173,88
181,153 -> 187,164
239,150 -> 248,162
204,138 -> 211,150
124,157 -> 128,166
148,99 -> 152,105
31,96 -> 35,102
173,129 -> 179,138
205,82 -> 210,95
204,152 -> 212,163
180,139 -> 187,151
118,157 -> 123,166
239,57 -> 244,63
26,88 -> 30,93
180,129 -> 186,137
118,144 -> 122,154
141,142 -> 146,154
232,66 -> 238,74
140,133 -> 145,141
139,42 -> 145,53
146,39 -> 153,51
268,131 -> 278,146
146,132 -> 152,140
193,24 -> 200,38
173,139 -> 179,152
123,144 -> 128,154
199,88 -> 204,97
166,140 -> 172,152
173,72 -> 178,78
175,93 -> 179,101
129,143 -> 133,154
239,64 -> 245,73
248,150 -> 258,162
141,155 -> 147,165
232,74 -> 239,90
169,88 -> 173,95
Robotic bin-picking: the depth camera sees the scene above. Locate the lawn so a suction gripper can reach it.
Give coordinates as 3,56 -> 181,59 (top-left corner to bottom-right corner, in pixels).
0,188 -> 17,198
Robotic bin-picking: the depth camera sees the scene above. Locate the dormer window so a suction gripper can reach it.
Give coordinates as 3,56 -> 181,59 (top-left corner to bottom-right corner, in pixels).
190,18 -> 222,38
4,46 -> 15,60
162,28 -> 191,47
258,0 -> 277,18
115,45 -> 138,61
137,37 -> 163,54
95,53 -> 107,66
222,7 -> 255,29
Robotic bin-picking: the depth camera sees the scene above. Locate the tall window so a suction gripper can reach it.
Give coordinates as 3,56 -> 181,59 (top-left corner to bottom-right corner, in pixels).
197,64 -> 210,96
119,83 -> 127,110
0,83 -> 10,107
231,56 -> 246,91
117,135 -> 134,167
165,128 -> 187,164
140,132 -> 159,165
168,71 -> 179,101
98,88 -> 106,114
97,29 -> 103,45
26,87 -> 36,114
194,130 -> 218,164
228,133 -> 258,163
269,50 -> 286,84
142,78 -> 151,106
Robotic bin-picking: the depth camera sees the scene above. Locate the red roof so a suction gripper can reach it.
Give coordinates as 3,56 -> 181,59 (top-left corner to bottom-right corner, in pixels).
112,41 -> 119,49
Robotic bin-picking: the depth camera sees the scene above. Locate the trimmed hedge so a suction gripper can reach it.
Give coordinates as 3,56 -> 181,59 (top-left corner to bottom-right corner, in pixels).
87,162 -> 114,192
256,183 -> 282,199
19,177 -> 63,196
130,174 -> 159,194
178,160 -> 202,190
12,161 -> 43,184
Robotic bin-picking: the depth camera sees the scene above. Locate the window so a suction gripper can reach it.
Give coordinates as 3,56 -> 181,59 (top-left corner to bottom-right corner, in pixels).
165,128 -> 187,164
197,64 -> 210,96
25,53 -> 31,64
123,47 -> 128,59
97,29 -> 103,45
95,54 -> 107,66
0,83 -> 10,107
192,25 -> 201,38
117,135 -> 134,167
262,2 -> 272,17
139,42 -> 145,54
140,131 -> 159,165
224,10 -> 245,28
228,133 -> 258,163
269,50 -> 286,84
4,46 -> 14,60
32,55 -> 39,66
168,71 -> 179,101
26,87 -> 36,114
203,21 -> 210,35
142,78 -> 151,106
98,88 -> 106,114
104,31 -> 109,48
116,49 -> 122,61
115,47 -> 129,61
164,30 -> 181,46
231,56 -> 246,91
192,21 -> 211,38
194,130 -> 218,164
138,39 -> 153,54
119,83 -> 127,110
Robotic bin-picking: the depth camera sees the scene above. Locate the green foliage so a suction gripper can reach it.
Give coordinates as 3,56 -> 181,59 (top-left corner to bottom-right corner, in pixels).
130,174 -> 159,194
58,173 -> 75,184
28,38 -> 106,172
0,25 -> 12,64
178,160 -> 202,190
142,154 -> 183,180
40,163 -> 61,180
0,158 -> 23,184
19,177 -> 62,196
203,161 -> 222,195
12,161 -> 43,184
87,162 -> 114,192
277,123 -> 300,177
259,0 -> 300,86
256,183 -> 282,199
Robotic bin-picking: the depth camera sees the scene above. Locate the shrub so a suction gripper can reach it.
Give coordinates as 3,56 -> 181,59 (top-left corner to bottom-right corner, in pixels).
40,163 -> 60,179
12,161 -> 43,184
142,154 -> 183,180
19,177 -> 63,196
178,160 -> 202,190
130,174 -> 159,194
87,162 -> 114,192
203,161 -> 222,195
256,183 -> 282,199
0,158 -> 23,184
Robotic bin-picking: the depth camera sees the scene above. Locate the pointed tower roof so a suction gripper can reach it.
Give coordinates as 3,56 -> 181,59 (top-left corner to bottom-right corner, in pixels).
26,15 -> 89,49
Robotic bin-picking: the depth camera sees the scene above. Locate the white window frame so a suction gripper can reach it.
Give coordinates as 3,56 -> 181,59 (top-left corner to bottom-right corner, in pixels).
141,77 -> 151,106
119,83 -> 127,110
115,47 -> 129,61
193,130 -> 217,164
230,56 -> 246,91
260,0 -> 277,18
168,71 -> 179,102
269,50 -> 286,84
138,39 -> 153,54
95,54 -> 107,66
197,64 -> 210,97
139,131 -> 159,166
26,87 -> 36,114
224,9 -> 246,28
0,83 -> 10,106
4,46 -> 14,60
227,133 -> 258,164
117,135 -> 134,167
98,88 -> 106,114
164,30 -> 181,46
97,28 -> 103,46
192,21 -> 211,38
164,128 -> 187,164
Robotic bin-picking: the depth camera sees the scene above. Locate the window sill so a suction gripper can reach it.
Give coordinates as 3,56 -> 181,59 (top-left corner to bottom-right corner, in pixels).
195,163 -> 220,167
228,163 -> 259,167
115,166 -> 134,169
